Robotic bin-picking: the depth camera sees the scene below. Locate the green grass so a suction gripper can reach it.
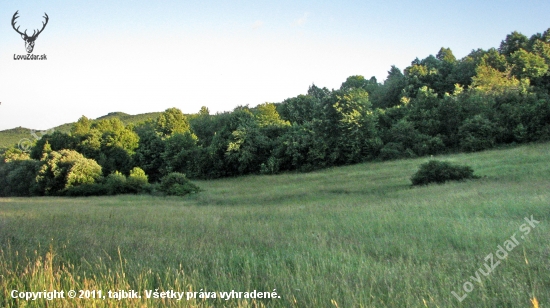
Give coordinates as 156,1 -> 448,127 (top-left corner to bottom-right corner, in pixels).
1,143 -> 550,307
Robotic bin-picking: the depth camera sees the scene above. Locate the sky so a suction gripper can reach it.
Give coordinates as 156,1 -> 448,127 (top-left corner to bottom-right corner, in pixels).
1,0 -> 549,130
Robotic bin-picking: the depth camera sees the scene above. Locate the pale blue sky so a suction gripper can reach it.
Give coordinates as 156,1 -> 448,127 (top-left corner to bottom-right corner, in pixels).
1,0 -> 549,130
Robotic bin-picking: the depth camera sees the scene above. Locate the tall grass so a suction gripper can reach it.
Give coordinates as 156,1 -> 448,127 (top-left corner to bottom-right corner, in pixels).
1,142 -> 549,307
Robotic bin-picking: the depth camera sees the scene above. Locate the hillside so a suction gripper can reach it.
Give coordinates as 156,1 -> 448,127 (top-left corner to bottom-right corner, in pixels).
0,127 -> 33,151
0,111 -> 161,151
96,111 -> 162,124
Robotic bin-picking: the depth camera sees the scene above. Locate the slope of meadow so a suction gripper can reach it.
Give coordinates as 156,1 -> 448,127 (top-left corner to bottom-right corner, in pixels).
1,142 -> 549,307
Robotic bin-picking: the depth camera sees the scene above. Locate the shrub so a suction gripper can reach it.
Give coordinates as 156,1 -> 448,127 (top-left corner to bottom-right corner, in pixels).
458,115 -> 497,152
65,168 -> 151,196
64,183 -> 109,196
159,172 -> 201,196
411,160 -> 479,186
105,171 -> 129,195
0,158 -> 41,197
260,156 -> 280,175
127,167 -> 150,193
379,142 -> 415,160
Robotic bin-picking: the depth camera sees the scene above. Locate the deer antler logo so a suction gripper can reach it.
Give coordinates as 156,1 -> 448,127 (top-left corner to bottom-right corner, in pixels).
11,11 -> 49,54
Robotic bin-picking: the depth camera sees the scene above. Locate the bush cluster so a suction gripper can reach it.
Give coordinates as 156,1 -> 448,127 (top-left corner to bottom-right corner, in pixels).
159,172 -> 201,196
64,168 -> 153,196
0,150 -> 190,197
411,160 -> 479,186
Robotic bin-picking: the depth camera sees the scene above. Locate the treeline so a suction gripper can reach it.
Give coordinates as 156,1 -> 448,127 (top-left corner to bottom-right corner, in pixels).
1,28 -> 550,196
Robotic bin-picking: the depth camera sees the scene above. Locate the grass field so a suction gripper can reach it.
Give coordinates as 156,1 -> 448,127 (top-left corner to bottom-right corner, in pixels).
1,143 -> 549,307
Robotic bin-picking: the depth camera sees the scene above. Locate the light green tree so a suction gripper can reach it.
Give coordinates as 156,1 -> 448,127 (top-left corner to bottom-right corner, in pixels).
156,107 -> 191,138
35,149 -> 102,195
510,49 -> 548,80
254,103 -> 290,127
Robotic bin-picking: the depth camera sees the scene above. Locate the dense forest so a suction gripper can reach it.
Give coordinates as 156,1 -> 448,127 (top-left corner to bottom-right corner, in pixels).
2,28 -> 550,196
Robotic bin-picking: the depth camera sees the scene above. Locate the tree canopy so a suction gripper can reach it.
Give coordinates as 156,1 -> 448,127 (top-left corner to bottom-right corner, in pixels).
2,27 -> 550,196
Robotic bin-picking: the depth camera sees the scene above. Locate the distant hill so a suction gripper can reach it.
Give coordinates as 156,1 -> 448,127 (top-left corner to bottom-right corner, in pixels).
96,111 -> 162,125
0,127 -> 36,151
0,111 -> 162,151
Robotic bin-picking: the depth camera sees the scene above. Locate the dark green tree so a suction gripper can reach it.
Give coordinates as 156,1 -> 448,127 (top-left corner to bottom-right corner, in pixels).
0,150 -> 41,197
30,131 -> 77,159
133,121 -> 165,182
499,31 -> 529,57
374,66 -> 406,109
278,94 -> 319,125
161,132 -> 199,177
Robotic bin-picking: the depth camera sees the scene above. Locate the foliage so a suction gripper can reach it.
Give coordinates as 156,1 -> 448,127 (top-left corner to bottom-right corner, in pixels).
253,102 -> 290,128
259,156 -> 280,174
273,122 -> 318,171
105,171 -> 129,195
156,107 -> 191,138
30,131 -> 77,159
3,147 -> 31,162
313,88 -> 381,165
127,167 -> 149,190
340,75 -> 380,96
411,160 -> 479,186
159,172 -> 201,196
161,132 -> 199,176
0,157 -> 41,197
62,169 -> 151,197
379,142 -> 413,160
65,117 -> 140,175
458,115 -> 498,152
278,94 -> 320,125
471,62 -> 521,93
510,49 -> 548,80
63,183 -> 109,196
132,121 -> 165,182
0,112 -> 159,152
373,66 -> 406,108
2,27 -> 550,185
35,149 -> 103,195
499,31 -> 529,57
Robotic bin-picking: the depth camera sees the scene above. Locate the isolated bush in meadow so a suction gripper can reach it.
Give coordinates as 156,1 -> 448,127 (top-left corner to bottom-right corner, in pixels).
411,160 -> 479,186
159,172 -> 201,196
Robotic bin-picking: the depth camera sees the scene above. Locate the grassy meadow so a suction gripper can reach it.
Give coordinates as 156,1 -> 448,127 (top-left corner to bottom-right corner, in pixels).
1,143 -> 549,307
